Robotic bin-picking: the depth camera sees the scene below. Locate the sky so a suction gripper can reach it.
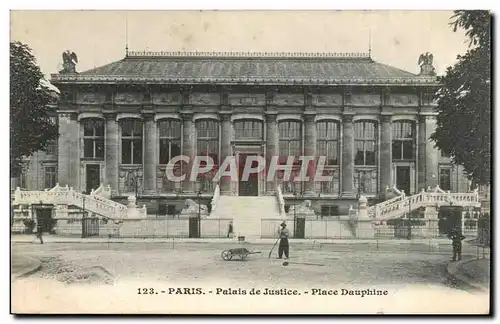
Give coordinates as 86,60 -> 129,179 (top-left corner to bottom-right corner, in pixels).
10,10 -> 470,79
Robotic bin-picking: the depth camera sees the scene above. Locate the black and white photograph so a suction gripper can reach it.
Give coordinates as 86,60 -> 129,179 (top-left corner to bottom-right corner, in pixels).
8,9 -> 491,314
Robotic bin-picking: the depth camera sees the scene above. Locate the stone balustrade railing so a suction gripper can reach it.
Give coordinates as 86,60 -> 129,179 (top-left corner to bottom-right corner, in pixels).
276,185 -> 286,217
368,187 -> 481,220
90,184 -> 112,199
13,184 -> 129,219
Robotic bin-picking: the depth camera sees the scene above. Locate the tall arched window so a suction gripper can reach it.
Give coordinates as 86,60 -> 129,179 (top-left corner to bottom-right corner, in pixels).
354,121 -> 377,166
317,120 -> 339,165
354,120 -> 378,195
196,119 -> 219,192
278,120 -> 301,160
392,121 -> 415,160
234,119 -> 263,140
121,119 -> 143,165
158,119 -> 181,164
278,120 -> 302,193
82,118 -> 105,160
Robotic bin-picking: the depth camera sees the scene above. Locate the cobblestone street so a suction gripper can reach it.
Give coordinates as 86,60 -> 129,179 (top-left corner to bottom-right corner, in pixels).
11,241 -> 490,314
12,241 -> 477,288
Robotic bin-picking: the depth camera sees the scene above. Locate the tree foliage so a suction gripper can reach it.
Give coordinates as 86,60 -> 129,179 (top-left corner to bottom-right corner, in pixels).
431,10 -> 491,185
10,41 -> 59,177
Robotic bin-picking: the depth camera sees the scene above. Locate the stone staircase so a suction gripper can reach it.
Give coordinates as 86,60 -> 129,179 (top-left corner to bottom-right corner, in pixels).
212,196 -> 281,240
367,186 -> 481,220
12,184 -> 146,220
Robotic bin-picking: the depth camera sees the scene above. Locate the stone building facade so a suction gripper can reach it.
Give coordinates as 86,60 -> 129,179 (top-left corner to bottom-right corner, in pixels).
14,51 -> 470,216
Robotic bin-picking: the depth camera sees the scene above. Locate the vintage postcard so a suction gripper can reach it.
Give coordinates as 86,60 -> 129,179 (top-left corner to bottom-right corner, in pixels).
9,10 -> 491,315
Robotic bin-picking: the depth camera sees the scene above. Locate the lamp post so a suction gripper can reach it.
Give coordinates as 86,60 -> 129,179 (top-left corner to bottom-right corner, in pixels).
130,169 -> 144,198
293,191 -> 297,237
195,181 -> 204,238
407,196 -> 412,240
81,190 -> 86,238
357,171 -> 362,198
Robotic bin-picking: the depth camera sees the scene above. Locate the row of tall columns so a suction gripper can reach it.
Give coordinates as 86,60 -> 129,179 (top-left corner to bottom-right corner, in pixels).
341,115 -> 355,197
421,115 -> 439,189
143,114 -> 157,194
219,113 -> 232,195
379,115 -> 393,195
265,113 -> 279,195
57,113 -> 80,189
104,113 -> 119,195
182,112 -> 195,194
303,113 -> 317,196
57,112 -> 441,198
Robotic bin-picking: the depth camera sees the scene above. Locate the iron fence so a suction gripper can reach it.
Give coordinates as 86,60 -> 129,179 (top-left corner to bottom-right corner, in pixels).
261,218 -> 444,240
51,217 -> 233,238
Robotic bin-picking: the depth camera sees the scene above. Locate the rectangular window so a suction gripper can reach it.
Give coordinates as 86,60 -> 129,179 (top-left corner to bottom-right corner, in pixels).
82,119 -> 105,160
196,119 -> 219,165
159,119 -> 182,164
279,121 -> 302,162
354,121 -> 377,166
439,168 -> 451,191
392,121 -> 415,161
121,119 -> 143,164
234,120 -> 263,140
321,205 -> 339,217
317,121 -> 339,165
167,205 -> 177,216
44,166 -> 57,189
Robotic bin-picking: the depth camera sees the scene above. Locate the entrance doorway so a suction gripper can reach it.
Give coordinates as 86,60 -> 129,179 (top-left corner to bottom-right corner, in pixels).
438,206 -> 463,235
86,164 -> 100,193
294,218 -> 305,239
36,208 -> 53,233
238,153 -> 259,196
396,166 -> 411,195
189,218 -> 200,238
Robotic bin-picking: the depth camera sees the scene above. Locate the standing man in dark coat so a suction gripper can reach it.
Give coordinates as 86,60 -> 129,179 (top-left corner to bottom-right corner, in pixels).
36,218 -> 44,244
277,222 -> 290,259
448,226 -> 465,261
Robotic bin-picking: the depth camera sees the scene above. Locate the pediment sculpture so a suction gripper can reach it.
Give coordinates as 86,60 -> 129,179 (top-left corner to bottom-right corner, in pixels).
60,50 -> 78,74
418,52 -> 436,76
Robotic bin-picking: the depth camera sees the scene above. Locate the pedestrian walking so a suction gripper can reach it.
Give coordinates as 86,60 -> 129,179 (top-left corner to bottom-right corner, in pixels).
35,219 -> 44,244
277,222 -> 290,259
227,221 -> 234,238
448,225 -> 465,261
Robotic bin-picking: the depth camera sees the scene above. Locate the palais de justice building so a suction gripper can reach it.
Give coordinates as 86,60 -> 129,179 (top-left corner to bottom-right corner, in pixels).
22,50 -> 470,216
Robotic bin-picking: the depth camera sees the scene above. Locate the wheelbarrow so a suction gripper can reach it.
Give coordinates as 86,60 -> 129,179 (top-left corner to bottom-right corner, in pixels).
221,248 -> 261,261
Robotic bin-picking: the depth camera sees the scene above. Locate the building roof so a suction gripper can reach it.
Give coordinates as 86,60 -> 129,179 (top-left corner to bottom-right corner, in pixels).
50,51 -> 439,86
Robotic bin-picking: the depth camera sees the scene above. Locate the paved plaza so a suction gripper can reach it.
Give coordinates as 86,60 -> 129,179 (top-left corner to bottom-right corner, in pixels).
11,240 -> 490,314
11,240 -> 483,288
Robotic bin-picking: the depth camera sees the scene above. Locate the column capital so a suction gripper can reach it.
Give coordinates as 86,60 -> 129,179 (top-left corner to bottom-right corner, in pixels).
303,112 -> 316,122
141,111 -> 155,120
265,112 -> 278,121
219,112 -> 232,122
342,114 -> 354,123
103,111 -> 117,120
180,112 -> 194,121
380,114 -> 393,123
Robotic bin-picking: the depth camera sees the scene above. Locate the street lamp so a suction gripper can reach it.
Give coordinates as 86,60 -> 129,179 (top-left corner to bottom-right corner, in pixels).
357,171 -> 362,198
129,169 -> 144,198
195,181 -> 204,238
407,196 -> 412,240
81,190 -> 87,238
